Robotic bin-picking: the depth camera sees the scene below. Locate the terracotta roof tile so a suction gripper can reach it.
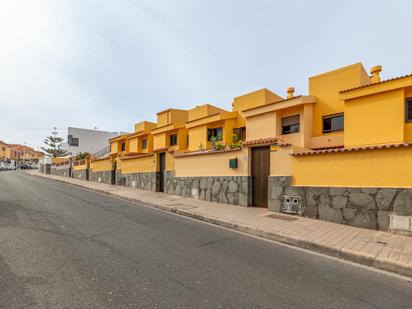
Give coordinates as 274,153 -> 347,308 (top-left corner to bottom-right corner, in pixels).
175,148 -> 242,158
310,145 -> 344,151
243,137 -> 290,147
293,142 -> 412,156
340,73 -> 412,93
121,153 -> 153,160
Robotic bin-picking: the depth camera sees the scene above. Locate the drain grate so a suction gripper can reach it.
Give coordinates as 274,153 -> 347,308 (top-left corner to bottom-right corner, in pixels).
266,213 -> 298,222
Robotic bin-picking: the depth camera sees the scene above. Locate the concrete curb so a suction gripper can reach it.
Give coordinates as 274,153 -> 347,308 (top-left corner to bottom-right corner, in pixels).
30,172 -> 412,278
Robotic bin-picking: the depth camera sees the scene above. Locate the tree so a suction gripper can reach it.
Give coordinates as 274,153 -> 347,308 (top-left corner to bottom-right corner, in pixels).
41,129 -> 68,158
75,152 -> 89,161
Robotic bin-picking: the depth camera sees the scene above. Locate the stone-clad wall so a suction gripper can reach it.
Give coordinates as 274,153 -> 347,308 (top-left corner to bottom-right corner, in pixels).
268,176 -> 412,231
73,169 -> 89,180
165,172 -> 251,206
52,167 -> 71,177
89,170 -> 112,184
116,172 -> 159,192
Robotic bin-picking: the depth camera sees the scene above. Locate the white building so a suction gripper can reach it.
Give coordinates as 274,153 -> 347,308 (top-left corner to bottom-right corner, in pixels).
64,127 -> 120,156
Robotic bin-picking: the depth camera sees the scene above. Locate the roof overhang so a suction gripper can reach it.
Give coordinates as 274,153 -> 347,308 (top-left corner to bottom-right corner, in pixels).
185,111 -> 238,129
120,153 -> 153,160
151,122 -> 185,135
242,96 -> 316,118
339,74 -> 412,100
127,130 -> 151,138
109,134 -> 128,142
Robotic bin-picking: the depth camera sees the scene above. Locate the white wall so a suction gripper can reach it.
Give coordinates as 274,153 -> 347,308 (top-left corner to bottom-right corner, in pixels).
66,127 -> 119,156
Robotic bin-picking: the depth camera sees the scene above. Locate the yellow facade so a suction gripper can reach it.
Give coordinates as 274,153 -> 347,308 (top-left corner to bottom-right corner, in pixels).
91,157 -> 112,172
184,90 -> 281,152
110,135 -> 127,155
127,121 -> 156,154
120,154 -> 156,174
0,142 -> 11,160
243,96 -> 316,148
292,146 -> 412,188
309,63 -> 370,137
344,89 -> 405,147
52,157 -> 69,164
174,149 -> 249,177
92,62 -> 412,196
186,104 -> 240,151
232,88 -> 281,113
73,163 -> 88,171
152,109 -> 188,151
286,64 -> 412,188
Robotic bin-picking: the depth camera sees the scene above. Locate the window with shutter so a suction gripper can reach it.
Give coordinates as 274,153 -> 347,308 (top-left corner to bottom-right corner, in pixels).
281,115 -> 300,135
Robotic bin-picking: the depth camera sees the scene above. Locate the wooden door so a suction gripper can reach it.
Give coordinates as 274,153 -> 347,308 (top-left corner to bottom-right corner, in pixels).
252,147 -> 270,207
158,153 -> 166,192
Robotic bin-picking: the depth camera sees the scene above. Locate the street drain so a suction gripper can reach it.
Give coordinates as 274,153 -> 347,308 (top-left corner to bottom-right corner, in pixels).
266,213 -> 298,222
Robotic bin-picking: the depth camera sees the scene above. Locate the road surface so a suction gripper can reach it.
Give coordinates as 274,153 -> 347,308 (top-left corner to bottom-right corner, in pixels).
0,171 -> 411,308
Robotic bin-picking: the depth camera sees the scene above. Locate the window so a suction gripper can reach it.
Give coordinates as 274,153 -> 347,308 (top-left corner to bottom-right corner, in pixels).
142,139 -> 147,149
281,115 -> 300,135
121,142 -> 126,151
1,147 -> 5,151
323,113 -> 344,133
406,98 -> 412,122
68,135 -> 79,146
208,127 -> 223,141
169,134 -> 178,146
233,127 -> 246,141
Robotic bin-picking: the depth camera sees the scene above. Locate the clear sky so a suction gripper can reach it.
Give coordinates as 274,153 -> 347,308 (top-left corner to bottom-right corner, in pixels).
1,0 -> 411,150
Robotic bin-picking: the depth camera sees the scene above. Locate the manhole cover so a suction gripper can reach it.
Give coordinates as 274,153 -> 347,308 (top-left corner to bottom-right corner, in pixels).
266,213 -> 298,222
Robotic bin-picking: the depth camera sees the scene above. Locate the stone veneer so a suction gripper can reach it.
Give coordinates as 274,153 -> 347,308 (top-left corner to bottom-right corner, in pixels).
268,176 -> 412,231
165,171 -> 251,206
73,169 -> 89,180
52,167 -> 71,177
116,171 -> 159,192
89,170 -> 112,184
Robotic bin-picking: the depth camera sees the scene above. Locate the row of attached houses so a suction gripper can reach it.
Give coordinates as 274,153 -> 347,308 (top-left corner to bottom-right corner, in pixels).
0,140 -> 44,167
51,62 -> 412,234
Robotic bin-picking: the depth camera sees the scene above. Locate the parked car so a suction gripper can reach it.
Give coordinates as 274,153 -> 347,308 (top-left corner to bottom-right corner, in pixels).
0,164 -> 16,171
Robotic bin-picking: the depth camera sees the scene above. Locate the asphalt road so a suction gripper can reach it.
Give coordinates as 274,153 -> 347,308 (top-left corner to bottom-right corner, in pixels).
0,171 -> 411,309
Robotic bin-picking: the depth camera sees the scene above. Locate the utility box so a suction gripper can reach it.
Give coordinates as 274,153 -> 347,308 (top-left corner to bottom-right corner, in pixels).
191,188 -> 199,199
390,214 -> 412,236
229,158 -> 238,169
283,196 -> 302,215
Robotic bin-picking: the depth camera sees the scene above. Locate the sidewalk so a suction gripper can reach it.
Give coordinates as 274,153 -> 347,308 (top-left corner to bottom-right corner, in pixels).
30,171 -> 412,278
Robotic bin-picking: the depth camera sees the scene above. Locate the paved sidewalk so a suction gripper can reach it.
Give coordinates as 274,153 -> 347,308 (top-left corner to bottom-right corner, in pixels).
30,172 -> 412,277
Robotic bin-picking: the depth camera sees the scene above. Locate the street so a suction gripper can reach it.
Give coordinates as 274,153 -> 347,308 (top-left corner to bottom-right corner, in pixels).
0,172 -> 411,308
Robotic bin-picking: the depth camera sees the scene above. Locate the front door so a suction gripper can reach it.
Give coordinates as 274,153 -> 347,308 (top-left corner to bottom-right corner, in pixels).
158,153 -> 166,192
252,146 -> 270,207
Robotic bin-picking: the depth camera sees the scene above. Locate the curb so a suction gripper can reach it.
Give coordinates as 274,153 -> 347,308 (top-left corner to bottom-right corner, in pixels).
30,173 -> 412,278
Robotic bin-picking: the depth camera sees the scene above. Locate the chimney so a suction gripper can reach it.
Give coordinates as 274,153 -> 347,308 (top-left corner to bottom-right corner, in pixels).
370,65 -> 382,84
287,87 -> 295,99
